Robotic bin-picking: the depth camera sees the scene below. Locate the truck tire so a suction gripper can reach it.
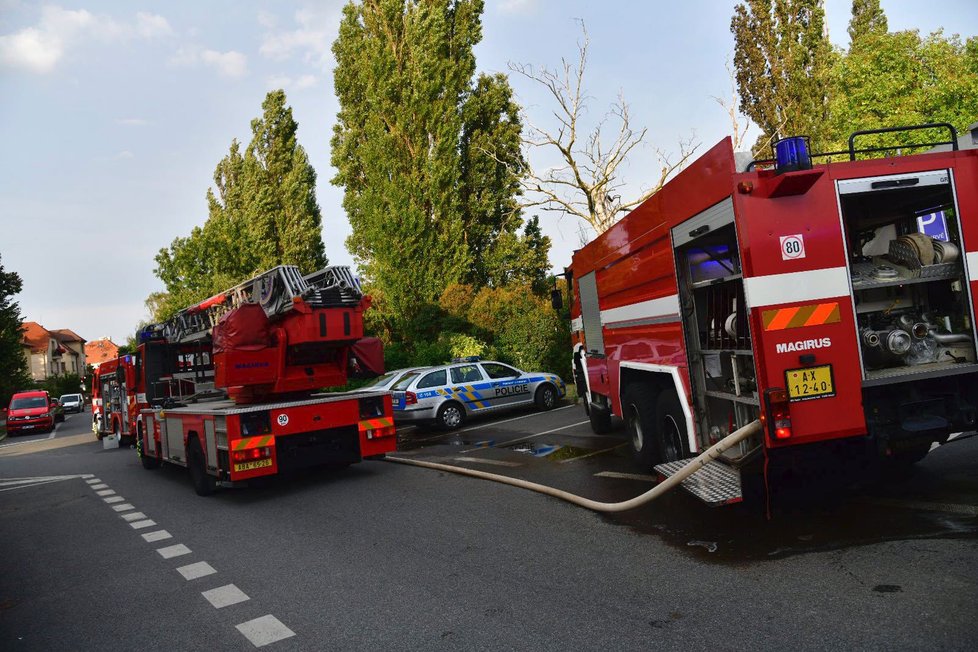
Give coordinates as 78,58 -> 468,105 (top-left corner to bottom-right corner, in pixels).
535,383 -> 558,410
655,390 -> 689,463
623,384 -> 659,469
187,438 -> 216,496
437,401 -> 466,430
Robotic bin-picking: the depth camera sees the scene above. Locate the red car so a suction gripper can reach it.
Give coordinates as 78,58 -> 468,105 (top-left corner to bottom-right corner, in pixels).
5,390 -> 57,435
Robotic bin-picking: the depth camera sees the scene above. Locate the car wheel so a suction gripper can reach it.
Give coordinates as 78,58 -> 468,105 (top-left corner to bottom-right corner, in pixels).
436,402 -> 465,430
655,390 -> 689,463
187,437 -> 216,496
535,383 -> 558,411
623,384 -> 659,469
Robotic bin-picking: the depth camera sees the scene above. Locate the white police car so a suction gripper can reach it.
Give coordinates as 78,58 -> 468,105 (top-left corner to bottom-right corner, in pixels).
390,358 -> 566,429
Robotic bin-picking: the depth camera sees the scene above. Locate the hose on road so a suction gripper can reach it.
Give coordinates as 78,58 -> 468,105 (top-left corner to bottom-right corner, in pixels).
386,419 -> 762,512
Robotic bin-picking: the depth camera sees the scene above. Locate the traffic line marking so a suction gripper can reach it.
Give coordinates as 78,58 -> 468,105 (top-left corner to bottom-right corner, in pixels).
236,615 -> 296,647
594,471 -> 658,482
0,475 -> 85,492
90,483 -> 109,490
559,442 -> 628,464
453,457 -> 522,468
104,496 -> 125,504
81,474 -> 94,478
85,478 -> 101,484
202,584 -> 250,609
112,503 -> 135,512
459,420 -> 590,454
142,530 -> 172,543
130,519 -> 157,529
96,489 -> 115,496
121,512 -> 147,522
157,543 -> 191,559
177,561 -> 217,580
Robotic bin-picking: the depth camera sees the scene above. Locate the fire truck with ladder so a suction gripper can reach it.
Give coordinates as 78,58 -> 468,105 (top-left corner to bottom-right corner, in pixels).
568,121 -> 978,507
95,264 -> 397,495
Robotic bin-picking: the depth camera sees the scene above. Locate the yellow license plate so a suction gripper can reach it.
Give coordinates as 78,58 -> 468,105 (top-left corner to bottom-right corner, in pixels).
785,365 -> 835,401
234,458 -> 273,472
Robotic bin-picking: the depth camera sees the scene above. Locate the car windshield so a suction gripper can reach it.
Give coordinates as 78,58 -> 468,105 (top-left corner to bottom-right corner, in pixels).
391,372 -> 421,391
11,397 -> 47,409
360,372 -> 398,389
60,394 -> 79,402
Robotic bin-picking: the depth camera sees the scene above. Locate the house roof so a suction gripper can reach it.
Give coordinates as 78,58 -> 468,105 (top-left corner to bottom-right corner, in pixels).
84,338 -> 120,366
21,322 -> 52,353
51,328 -> 85,343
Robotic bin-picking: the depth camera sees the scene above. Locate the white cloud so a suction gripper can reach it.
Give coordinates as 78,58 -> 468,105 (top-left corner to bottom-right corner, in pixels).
0,5 -> 171,74
170,45 -> 247,78
201,49 -> 247,78
259,6 -> 340,71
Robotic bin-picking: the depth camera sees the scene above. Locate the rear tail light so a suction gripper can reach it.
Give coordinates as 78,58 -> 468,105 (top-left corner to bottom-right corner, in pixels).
405,391 -> 417,406
231,446 -> 272,463
762,388 -> 793,440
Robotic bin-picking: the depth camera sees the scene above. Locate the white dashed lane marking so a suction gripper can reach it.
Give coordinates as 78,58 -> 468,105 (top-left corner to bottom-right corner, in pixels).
236,615 -> 296,648
121,512 -> 148,522
104,496 -> 125,504
202,584 -> 250,609
131,519 -> 157,529
90,483 -> 109,490
157,543 -> 192,559
112,503 -> 135,512
96,489 -> 115,496
142,530 -> 172,543
177,561 -> 217,580
85,478 -> 101,484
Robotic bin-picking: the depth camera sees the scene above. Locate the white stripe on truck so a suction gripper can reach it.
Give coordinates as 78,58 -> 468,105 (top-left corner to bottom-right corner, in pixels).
743,267 -> 850,308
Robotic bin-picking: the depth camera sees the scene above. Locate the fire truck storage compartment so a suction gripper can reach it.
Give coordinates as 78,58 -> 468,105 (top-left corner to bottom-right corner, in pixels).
674,198 -> 760,454
275,425 -> 361,471
837,169 -> 978,383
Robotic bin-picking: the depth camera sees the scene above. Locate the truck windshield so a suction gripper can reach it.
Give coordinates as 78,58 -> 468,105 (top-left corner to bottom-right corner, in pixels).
11,397 -> 46,409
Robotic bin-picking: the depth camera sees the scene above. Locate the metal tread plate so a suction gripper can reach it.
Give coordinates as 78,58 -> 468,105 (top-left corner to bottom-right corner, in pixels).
654,458 -> 743,506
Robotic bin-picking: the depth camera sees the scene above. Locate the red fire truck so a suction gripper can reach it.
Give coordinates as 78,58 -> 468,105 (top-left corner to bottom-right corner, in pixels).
92,354 -> 143,441
107,265 -> 396,495
569,122 -> 978,505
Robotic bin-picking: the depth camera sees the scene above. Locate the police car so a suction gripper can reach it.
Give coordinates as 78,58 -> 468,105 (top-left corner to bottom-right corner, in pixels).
390,358 -> 566,429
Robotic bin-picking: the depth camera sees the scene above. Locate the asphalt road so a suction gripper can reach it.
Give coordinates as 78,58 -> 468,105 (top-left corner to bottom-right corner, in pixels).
2,404 -> 977,650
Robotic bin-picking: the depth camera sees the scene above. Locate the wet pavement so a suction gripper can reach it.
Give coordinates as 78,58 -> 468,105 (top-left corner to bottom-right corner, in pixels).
392,401 -> 978,564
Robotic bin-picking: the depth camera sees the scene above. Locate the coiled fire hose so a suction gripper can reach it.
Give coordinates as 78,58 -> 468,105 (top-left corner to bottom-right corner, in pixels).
386,419 -> 762,512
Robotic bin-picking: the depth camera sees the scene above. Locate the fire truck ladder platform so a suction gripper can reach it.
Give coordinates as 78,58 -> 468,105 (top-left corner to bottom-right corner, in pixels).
654,458 -> 743,506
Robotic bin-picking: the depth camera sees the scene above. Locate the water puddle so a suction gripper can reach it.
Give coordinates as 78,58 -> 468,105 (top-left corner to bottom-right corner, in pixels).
503,442 -> 593,461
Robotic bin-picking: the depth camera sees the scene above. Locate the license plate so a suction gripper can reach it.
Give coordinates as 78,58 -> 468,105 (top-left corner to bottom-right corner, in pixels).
233,458 -> 273,472
22,425 -> 35,430
785,365 -> 835,401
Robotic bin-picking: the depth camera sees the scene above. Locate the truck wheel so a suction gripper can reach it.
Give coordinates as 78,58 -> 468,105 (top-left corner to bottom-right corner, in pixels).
437,402 -> 466,430
535,383 -> 558,410
187,438 -> 216,496
655,390 -> 689,463
623,384 -> 659,469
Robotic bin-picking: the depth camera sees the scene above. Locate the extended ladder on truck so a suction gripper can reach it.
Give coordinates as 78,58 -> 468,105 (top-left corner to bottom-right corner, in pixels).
129,263 -> 397,495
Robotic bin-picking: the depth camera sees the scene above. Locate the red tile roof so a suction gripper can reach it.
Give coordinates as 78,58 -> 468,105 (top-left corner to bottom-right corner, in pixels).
85,338 -> 120,367
51,328 -> 85,343
21,322 -> 51,353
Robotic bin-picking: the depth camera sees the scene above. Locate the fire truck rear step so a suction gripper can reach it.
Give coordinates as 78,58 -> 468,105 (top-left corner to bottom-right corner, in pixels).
654,459 -> 743,506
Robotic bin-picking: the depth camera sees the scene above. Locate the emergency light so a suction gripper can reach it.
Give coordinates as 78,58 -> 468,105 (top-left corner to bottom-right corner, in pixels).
773,136 -> 812,174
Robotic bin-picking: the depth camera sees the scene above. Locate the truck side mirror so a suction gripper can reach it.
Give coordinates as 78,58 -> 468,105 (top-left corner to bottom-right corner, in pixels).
550,289 -> 563,311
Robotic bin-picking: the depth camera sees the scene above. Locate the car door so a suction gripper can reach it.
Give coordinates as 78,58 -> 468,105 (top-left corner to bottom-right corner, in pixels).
480,362 -> 532,409
448,364 -> 491,413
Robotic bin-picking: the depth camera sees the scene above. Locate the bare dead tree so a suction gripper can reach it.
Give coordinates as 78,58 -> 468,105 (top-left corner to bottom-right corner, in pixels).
509,21 -> 699,235
712,57 -> 753,151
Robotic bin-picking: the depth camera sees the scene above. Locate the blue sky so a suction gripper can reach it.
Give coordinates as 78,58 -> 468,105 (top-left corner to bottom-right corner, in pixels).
1,0 -> 976,345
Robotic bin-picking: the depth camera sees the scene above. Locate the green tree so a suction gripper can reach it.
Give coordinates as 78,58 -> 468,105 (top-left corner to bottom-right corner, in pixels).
847,0 -> 887,46
731,0 -> 835,153
150,90 -> 326,321
829,28 -> 978,154
331,0 -> 535,339
0,254 -> 31,407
